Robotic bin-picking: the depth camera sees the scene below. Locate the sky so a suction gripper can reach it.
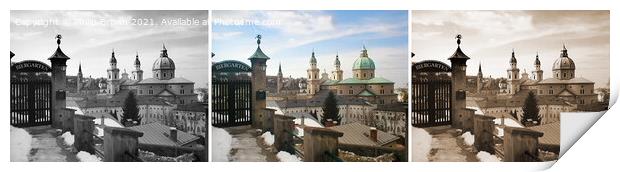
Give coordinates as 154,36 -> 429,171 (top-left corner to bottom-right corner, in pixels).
212,10 -> 409,88
10,10 -> 209,88
411,11 -> 610,88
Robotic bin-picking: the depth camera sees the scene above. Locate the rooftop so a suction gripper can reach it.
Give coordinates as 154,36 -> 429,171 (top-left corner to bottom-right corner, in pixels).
129,122 -> 200,147
328,122 -> 400,147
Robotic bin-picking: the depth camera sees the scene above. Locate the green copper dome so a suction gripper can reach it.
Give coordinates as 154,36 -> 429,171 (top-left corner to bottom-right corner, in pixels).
352,48 -> 375,70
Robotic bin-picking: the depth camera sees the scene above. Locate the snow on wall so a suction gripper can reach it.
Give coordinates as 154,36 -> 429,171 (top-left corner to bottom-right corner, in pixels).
260,132 -> 275,146
276,151 -> 301,162
461,131 -> 475,146
60,132 -> 75,146
76,151 -> 101,162
477,151 -> 501,162
212,127 -> 232,162
411,127 -> 432,162
10,126 -> 32,162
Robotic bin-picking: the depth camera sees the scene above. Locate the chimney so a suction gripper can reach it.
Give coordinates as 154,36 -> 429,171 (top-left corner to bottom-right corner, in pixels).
325,119 -> 333,127
169,127 -> 178,142
370,127 -> 378,142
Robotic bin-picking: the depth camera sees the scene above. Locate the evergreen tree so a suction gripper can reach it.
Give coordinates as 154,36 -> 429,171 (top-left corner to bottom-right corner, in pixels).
521,91 -> 541,126
121,91 -> 141,126
320,91 -> 341,125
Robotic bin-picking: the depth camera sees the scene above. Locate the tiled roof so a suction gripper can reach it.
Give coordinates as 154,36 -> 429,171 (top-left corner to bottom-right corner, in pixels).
138,77 -> 194,84
477,94 -> 572,108
175,102 -> 206,112
78,90 -> 170,108
538,77 -> 594,84
337,77 -> 394,85
357,89 -> 375,97
277,90 -> 370,108
328,122 -> 400,147
528,121 -> 560,146
128,122 -> 199,147
375,103 -> 408,112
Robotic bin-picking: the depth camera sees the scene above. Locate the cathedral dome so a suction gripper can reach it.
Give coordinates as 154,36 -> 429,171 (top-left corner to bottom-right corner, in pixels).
152,45 -> 176,70
552,45 -> 575,70
353,48 -> 375,70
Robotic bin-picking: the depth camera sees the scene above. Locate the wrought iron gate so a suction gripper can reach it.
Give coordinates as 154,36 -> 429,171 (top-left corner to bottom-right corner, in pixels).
411,60 -> 453,127
212,60 -> 253,127
10,60 -> 53,127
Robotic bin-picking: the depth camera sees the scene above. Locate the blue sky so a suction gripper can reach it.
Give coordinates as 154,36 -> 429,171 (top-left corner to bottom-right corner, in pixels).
212,10 -> 409,88
10,10 -> 209,88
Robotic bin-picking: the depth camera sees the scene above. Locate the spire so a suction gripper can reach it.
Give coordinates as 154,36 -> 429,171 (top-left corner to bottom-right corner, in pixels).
78,62 -> 82,73
134,52 -> 141,66
56,34 -> 62,47
456,34 -> 462,46
160,44 -> 168,58
310,49 -> 317,64
109,49 -> 117,64
478,62 -> 482,73
278,62 -> 282,74
510,48 -> 517,64
360,46 -> 369,57
256,34 -> 262,46
48,34 -> 70,60
334,52 -> 341,66
561,43 -> 569,57
248,35 -> 270,60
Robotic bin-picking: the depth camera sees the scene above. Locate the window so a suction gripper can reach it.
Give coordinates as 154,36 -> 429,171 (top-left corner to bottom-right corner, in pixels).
548,90 -> 553,94
139,90 -> 143,94
349,90 -> 353,94
180,89 -> 185,94
149,90 -> 153,94
580,89 -> 585,94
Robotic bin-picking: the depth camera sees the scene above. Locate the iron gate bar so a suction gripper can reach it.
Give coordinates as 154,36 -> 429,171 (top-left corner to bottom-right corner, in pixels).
212,79 -> 252,127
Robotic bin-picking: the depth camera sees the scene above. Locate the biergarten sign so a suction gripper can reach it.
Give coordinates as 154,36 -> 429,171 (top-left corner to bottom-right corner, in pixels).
413,60 -> 452,73
213,60 -> 252,73
11,60 -> 52,72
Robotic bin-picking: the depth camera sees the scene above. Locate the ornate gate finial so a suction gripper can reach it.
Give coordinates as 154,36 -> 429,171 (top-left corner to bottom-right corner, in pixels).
256,34 -> 262,45
455,34 -> 462,46
56,34 -> 62,46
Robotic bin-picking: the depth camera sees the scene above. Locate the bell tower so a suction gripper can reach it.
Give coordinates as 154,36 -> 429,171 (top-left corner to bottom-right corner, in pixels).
307,50 -> 320,95
132,52 -> 143,81
107,50 -> 120,95
506,49 -> 520,95
532,52 -> 543,82
332,53 -> 343,81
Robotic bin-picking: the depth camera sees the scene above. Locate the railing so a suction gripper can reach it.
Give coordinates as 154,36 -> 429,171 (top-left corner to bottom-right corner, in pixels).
489,130 -> 505,159
286,130 -> 304,159
524,150 -> 543,162
125,151 -> 144,162
85,130 -> 105,158
323,151 -> 343,162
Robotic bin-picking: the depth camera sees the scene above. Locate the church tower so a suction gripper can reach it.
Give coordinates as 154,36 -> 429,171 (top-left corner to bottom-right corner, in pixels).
332,53 -> 343,81
77,62 -> 83,93
132,52 -> 143,81
532,52 -> 543,82
476,63 -> 483,93
107,50 -> 120,94
506,49 -> 520,95
352,46 -> 376,80
307,51 -> 321,95
277,62 -> 283,93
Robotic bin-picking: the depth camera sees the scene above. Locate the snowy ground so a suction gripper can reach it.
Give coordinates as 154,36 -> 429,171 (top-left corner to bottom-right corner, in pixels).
424,126 -> 478,162
212,127 -> 233,162
259,132 -> 275,146
222,126 -> 278,162
460,131 -> 475,146
411,127 -> 432,162
77,151 -> 102,162
10,126 -> 32,162
17,126 -> 78,162
477,151 -> 501,162
276,151 -> 301,162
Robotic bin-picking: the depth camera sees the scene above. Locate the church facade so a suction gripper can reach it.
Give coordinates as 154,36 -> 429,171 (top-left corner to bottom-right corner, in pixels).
279,47 -> 398,105
103,45 -> 198,105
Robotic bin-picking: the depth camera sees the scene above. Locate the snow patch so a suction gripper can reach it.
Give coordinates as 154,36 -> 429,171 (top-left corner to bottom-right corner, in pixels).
60,132 -> 75,146
76,151 -> 101,162
411,127 -> 432,162
461,132 -> 475,146
477,151 -> 501,162
212,127 -> 232,162
494,118 -> 524,137
94,118 -> 123,128
259,132 -> 275,146
276,151 -> 301,162
10,126 -> 32,162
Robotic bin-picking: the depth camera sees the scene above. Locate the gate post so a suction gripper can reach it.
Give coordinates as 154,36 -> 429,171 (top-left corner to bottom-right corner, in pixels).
249,35 -> 270,129
448,35 -> 470,129
503,127 -> 544,162
104,127 -> 144,162
49,35 -> 70,129
261,108 -> 276,131
273,114 -> 295,153
73,114 -> 95,153
473,115 -> 495,153
303,127 -> 344,162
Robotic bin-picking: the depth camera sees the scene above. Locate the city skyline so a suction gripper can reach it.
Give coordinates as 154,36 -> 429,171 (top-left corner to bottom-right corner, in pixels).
212,10 -> 409,88
10,10 -> 209,87
411,11 -> 610,88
